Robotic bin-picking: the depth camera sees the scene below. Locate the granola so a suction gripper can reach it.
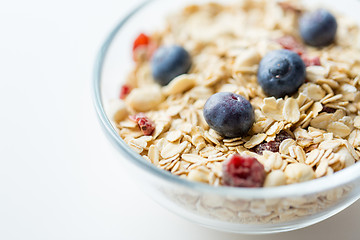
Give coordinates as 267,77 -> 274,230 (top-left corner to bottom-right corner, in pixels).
108,0 -> 360,188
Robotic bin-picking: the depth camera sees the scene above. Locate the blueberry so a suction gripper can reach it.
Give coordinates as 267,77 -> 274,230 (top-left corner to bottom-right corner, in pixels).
151,45 -> 192,86
257,49 -> 305,98
299,9 -> 337,47
203,92 -> 254,138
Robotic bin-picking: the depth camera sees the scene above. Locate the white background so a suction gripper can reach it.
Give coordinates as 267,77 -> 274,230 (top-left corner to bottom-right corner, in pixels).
0,0 -> 359,239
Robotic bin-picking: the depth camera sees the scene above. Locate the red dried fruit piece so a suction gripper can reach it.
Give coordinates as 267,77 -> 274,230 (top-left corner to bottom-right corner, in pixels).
129,113 -> 155,136
275,130 -> 294,142
132,33 -> 152,61
132,33 -> 150,51
321,106 -> 337,113
276,36 -> 321,67
252,131 -> 294,155
276,36 -> 305,56
146,42 -> 157,59
119,85 -> 131,99
277,1 -> 303,14
253,141 -> 280,155
222,154 -> 265,188
301,54 -> 321,67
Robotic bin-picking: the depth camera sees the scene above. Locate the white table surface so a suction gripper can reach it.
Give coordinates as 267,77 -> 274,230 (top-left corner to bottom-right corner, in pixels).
0,0 -> 359,239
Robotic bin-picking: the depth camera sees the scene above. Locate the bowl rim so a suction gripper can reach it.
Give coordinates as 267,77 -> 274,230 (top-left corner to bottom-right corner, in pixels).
92,0 -> 360,198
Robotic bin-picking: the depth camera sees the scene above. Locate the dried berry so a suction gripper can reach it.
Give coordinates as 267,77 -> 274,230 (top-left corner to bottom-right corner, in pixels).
277,1 -> 303,14
132,33 -> 150,52
132,33 -> 157,61
301,54 -> 321,67
222,154 -> 265,188
321,106 -> 337,113
275,131 -> 294,142
253,141 -> 280,155
276,36 -> 305,56
146,42 -> 158,59
252,131 -> 294,155
119,85 -> 131,99
129,113 -> 155,136
276,36 -> 321,67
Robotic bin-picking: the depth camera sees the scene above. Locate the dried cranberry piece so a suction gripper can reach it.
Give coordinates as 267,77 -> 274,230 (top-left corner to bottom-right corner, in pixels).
321,106 -> 337,113
222,154 -> 265,188
119,85 -> 131,99
276,36 -> 306,56
277,1 -> 303,14
275,130 -> 294,142
132,33 -> 156,61
252,131 -> 294,155
132,33 -> 150,52
276,36 -> 321,67
253,141 -> 280,155
129,113 -> 155,136
146,42 -> 157,59
301,54 -> 321,67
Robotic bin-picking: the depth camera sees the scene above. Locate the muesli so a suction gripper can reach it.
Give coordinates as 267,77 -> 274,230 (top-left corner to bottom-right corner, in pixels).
107,0 -> 360,188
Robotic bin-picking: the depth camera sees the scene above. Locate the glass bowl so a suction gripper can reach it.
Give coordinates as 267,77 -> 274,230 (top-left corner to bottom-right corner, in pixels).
93,0 -> 360,234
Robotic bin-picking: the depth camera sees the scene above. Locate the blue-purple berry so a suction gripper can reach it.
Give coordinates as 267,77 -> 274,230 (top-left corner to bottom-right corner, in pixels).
151,45 -> 191,86
203,92 -> 254,138
257,49 -> 305,98
299,9 -> 337,47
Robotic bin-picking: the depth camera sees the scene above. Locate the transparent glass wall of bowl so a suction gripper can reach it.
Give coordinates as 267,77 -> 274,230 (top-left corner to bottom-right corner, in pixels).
95,0 -> 360,233
119,150 -> 360,233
